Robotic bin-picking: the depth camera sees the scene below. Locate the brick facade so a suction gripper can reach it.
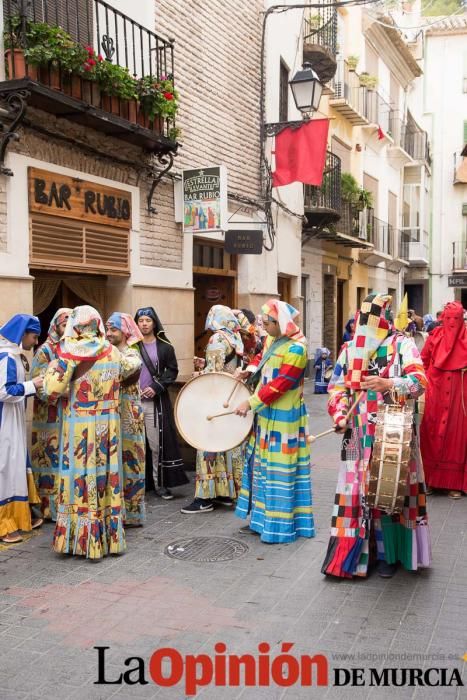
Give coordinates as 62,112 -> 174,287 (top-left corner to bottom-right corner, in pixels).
155,0 -> 262,199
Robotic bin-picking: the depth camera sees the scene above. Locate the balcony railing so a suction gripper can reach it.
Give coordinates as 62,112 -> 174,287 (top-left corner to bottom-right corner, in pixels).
304,151 -> 341,213
452,241 -> 467,271
400,229 -> 429,265
303,4 -> 337,56
2,0 -> 176,139
330,60 -> 391,126
302,4 -> 337,84
389,113 -> 431,164
370,214 -> 394,257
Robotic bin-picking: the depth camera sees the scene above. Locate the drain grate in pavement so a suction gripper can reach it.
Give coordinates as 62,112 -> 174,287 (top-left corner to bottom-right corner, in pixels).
165,536 -> 249,562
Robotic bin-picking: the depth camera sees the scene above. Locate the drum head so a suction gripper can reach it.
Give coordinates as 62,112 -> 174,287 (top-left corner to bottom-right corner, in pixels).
174,372 -> 253,452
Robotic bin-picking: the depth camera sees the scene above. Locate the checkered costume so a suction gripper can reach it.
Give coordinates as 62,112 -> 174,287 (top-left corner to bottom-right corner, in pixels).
321,293 -> 431,578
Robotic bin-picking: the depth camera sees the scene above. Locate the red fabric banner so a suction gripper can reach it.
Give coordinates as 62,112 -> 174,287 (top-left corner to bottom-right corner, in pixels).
272,119 -> 329,188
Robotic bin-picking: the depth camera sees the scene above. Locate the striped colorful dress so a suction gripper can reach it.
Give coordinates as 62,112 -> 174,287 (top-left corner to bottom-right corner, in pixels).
43,345 -> 140,559
322,334 -> 431,577
120,345 -> 146,525
235,335 -> 314,543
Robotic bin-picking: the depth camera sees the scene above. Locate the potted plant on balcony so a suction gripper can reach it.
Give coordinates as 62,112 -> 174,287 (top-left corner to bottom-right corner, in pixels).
3,14 -> 38,80
78,46 -> 104,106
347,55 -> 359,71
98,61 -> 138,119
308,13 -> 322,30
136,75 -> 179,132
359,72 -> 378,90
24,22 -> 87,92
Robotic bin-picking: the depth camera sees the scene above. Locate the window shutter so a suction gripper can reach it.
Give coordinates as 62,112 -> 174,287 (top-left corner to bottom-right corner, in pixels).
462,203 -> 467,216
30,214 -> 129,275
464,120 -> 467,146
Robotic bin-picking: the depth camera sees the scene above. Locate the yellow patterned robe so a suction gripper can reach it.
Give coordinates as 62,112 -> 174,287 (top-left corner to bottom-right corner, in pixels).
43,346 -> 140,559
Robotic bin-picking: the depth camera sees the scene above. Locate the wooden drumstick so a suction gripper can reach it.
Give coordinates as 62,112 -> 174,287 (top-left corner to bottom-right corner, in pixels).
307,391 -> 363,444
223,381 -> 240,408
206,410 -> 237,421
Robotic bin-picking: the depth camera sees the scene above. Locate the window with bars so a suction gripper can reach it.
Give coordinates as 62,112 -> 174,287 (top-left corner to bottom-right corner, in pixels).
279,59 -> 289,123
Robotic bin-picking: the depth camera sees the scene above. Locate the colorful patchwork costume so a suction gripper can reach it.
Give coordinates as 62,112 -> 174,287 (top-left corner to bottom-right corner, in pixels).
322,293 -> 431,578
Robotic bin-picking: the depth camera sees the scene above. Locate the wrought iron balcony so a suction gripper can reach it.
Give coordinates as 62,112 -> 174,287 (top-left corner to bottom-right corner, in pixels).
388,113 -> 431,165
452,241 -> 467,272
1,0 -> 177,154
400,229 -> 429,266
303,3 -> 338,84
329,60 -> 381,126
304,150 -> 341,228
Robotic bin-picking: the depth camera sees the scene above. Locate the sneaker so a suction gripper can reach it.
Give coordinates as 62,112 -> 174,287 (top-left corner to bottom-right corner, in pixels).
214,496 -> 234,507
376,560 -> 398,578
180,498 -> 214,514
155,487 -> 174,501
238,525 -> 259,535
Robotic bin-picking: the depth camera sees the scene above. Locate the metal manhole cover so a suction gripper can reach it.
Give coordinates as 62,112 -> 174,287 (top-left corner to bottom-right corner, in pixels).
165,536 -> 249,562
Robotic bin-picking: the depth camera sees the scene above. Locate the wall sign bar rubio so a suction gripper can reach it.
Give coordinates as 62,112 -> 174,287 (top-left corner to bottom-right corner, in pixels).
28,168 -> 132,229
182,166 -> 228,234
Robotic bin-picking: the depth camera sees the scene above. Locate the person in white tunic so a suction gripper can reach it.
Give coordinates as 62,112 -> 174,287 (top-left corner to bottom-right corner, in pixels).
0,314 -> 43,543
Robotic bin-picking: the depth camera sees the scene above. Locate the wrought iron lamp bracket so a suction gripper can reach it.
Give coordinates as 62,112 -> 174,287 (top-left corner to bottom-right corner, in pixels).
147,151 -> 175,214
264,119 -> 305,137
0,89 -> 29,177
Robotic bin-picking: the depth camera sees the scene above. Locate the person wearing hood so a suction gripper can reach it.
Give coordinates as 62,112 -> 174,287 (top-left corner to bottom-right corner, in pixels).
233,299 -> 314,544
181,305 -> 246,514
322,293 -> 431,579
135,307 -> 188,502
342,318 -> 355,344
420,301 -> 467,498
314,347 -> 333,394
42,305 -> 140,559
0,314 -> 43,543
106,312 -> 145,526
31,308 -> 72,521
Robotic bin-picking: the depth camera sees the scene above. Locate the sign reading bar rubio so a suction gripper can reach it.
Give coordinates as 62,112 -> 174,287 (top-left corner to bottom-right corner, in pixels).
28,168 -> 132,229
183,165 -> 228,234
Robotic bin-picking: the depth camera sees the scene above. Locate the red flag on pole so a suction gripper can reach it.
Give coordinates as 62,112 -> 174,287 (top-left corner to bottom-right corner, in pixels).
272,119 -> 329,188
377,125 -> 385,140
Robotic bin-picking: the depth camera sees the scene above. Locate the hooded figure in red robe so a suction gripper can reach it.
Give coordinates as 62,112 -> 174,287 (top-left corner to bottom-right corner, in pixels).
420,301 -> 467,497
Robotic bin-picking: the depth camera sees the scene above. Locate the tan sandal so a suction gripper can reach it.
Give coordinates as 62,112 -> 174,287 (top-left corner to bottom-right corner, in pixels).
31,517 -> 44,529
1,531 -> 23,544
425,487 -> 433,495
448,490 -> 462,499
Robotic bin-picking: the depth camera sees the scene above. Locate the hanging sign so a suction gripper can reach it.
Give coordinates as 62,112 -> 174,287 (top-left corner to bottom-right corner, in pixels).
182,165 -> 228,233
448,274 -> 467,288
224,229 -> 263,254
28,168 -> 131,229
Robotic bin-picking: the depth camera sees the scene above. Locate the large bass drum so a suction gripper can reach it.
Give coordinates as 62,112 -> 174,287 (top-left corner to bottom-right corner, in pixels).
368,403 -> 414,514
174,372 -> 253,452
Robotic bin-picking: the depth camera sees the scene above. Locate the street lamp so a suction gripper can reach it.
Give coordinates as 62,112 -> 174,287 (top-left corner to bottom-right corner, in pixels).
289,62 -> 323,116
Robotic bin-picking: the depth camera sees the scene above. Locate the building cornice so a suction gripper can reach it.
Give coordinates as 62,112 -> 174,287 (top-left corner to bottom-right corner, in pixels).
364,16 -> 422,89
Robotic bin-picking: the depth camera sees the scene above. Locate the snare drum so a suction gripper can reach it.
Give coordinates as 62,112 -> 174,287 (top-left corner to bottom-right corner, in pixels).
174,372 -> 253,452
368,403 -> 414,514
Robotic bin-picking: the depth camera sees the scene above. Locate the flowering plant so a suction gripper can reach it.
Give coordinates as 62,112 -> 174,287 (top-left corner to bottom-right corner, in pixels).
136,74 -> 179,120
23,22 -> 88,75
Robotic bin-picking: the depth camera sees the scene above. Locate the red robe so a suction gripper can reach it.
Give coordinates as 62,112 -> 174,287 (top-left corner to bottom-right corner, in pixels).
420,306 -> 467,491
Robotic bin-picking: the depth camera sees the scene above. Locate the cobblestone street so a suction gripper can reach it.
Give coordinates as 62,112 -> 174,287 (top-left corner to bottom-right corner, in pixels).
0,382 -> 466,699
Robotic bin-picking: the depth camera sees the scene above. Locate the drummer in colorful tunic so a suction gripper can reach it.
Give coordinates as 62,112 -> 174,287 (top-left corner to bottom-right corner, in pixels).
181,305 -> 250,514
234,299 -> 315,544
31,308 -> 72,520
321,292 -> 431,579
106,312 -> 146,526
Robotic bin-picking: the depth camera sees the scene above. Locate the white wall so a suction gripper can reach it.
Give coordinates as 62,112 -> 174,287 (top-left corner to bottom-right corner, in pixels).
425,29 -> 467,310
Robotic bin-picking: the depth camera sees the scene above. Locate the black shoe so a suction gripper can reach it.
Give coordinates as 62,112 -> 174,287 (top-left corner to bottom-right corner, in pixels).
180,498 -> 214,514
214,496 -> 234,507
376,560 -> 398,578
155,487 -> 174,501
238,525 -> 259,535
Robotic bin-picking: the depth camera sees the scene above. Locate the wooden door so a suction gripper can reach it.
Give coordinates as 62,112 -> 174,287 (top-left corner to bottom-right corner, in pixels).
193,274 -> 235,358
278,276 -> 291,304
